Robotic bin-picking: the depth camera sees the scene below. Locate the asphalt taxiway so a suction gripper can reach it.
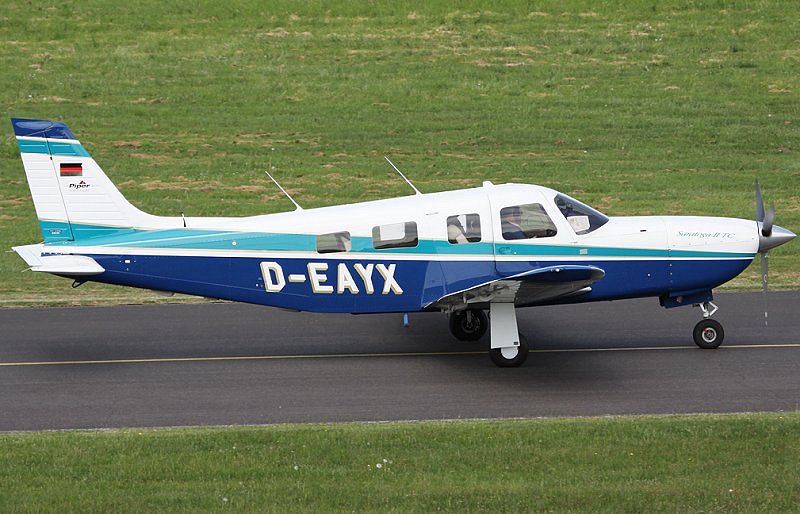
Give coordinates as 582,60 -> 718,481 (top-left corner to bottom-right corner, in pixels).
0,291 -> 798,431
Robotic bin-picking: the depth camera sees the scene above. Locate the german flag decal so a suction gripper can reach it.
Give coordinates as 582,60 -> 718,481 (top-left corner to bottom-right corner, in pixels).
60,163 -> 82,177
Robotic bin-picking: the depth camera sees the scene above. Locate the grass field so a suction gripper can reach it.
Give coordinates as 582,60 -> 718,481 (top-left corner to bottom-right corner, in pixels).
1,0 -> 798,305
0,413 -> 798,512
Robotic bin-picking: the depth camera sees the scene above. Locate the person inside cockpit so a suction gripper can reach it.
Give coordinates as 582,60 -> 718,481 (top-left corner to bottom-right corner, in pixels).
501,206 -> 526,240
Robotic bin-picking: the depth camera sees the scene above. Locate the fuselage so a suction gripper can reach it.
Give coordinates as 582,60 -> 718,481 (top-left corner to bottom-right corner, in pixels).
34,182 -> 760,313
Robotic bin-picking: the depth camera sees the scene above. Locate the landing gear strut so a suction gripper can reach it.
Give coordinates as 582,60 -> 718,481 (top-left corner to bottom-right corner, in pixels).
692,301 -> 724,349
488,303 -> 529,367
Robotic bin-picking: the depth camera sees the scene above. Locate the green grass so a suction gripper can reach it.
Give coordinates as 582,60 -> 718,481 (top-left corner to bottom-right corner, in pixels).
1,0 -> 799,305
0,413 -> 798,512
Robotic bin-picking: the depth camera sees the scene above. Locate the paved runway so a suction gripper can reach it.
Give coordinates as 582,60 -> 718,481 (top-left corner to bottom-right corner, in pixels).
1,291 -> 798,431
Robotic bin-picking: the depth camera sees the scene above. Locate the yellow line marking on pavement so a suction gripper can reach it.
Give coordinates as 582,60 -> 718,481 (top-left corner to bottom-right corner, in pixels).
0,351 -> 486,367
534,343 -> 800,353
0,343 -> 797,368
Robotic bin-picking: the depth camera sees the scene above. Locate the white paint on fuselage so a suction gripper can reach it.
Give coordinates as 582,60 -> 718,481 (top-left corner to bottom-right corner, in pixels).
47,182 -> 760,262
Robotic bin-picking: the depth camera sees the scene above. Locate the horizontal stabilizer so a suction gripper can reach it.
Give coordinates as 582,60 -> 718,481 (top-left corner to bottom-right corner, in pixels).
12,244 -> 105,276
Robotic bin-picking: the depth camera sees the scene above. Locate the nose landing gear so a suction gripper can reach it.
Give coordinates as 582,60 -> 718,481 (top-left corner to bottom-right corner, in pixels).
692,301 -> 724,349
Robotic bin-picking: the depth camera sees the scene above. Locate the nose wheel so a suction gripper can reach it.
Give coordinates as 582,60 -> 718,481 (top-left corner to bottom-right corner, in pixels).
692,301 -> 724,349
693,319 -> 724,349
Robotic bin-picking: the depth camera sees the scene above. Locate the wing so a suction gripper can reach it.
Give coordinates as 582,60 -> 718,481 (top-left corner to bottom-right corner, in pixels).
428,265 -> 605,311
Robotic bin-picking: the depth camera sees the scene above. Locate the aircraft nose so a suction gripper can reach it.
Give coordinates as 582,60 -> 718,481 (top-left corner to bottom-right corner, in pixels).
758,225 -> 796,252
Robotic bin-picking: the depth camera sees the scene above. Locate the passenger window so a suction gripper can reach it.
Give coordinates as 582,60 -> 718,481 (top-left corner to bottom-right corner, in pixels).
447,214 -> 481,244
316,231 -> 351,253
500,204 -> 557,240
372,221 -> 418,249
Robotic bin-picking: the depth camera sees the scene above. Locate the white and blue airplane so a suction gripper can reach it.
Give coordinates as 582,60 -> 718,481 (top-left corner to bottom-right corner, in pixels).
10,118 -> 796,367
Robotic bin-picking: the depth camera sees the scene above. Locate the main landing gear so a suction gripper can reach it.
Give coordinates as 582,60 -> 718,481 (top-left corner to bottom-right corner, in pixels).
692,301 -> 724,349
448,304 -> 529,368
449,309 -> 488,341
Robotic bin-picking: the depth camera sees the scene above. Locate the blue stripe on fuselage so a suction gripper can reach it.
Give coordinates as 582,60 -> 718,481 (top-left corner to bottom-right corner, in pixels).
78,253 -> 752,313
86,254 -> 455,313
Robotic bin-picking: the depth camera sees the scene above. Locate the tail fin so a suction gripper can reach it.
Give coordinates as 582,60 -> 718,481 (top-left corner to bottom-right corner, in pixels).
11,118 -> 162,242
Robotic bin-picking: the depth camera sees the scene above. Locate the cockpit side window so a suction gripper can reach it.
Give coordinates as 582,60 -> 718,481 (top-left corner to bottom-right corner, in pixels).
554,193 -> 609,235
500,204 -> 557,240
447,214 -> 481,244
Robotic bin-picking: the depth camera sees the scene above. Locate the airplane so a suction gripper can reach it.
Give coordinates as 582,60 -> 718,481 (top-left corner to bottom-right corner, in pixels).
9,118 -> 796,367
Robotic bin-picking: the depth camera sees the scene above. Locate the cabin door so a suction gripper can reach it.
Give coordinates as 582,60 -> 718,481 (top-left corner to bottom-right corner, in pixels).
489,189 -> 561,277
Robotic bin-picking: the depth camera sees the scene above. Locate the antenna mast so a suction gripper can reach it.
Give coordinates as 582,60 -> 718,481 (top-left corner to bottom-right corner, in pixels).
384,156 -> 422,196
264,171 -> 303,211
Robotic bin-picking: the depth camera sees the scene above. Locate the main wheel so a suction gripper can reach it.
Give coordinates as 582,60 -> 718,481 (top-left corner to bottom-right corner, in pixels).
449,309 -> 488,341
489,338 -> 530,368
693,319 -> 724,349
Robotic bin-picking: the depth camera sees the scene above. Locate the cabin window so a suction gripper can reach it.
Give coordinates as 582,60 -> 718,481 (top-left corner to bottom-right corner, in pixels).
316,231 -> 351,253
372,221 -> 418,249
500,203 -> 557,240
554,193 -> 609,235
447,214 -> 481,244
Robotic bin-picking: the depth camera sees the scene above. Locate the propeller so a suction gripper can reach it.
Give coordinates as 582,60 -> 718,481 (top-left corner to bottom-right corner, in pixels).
754,179 -> 797,325
756,178 -> 771,326
760,245 -> 769,325
753,180 -> 795,326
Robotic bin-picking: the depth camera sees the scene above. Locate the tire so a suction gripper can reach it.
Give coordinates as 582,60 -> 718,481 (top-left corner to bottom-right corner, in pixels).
489,337 -> 530,368
449,309 -> 488,341
693,319 -> 724,349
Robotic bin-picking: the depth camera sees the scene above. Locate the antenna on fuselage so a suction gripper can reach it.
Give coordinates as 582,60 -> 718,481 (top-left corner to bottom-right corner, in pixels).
384,156 -> 422,196
264,170 -> 303,211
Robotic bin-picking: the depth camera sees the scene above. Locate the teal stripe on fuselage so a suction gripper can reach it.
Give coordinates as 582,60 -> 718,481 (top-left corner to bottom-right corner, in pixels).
17,138 -> 90,157
71,224 -> 139,240
46,226 -> 319,252
43,222 -> 755,259
39,220 -> 141,243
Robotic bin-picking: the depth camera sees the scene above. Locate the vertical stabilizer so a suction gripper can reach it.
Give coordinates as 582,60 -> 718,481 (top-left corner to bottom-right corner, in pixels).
11,118 -> 163,241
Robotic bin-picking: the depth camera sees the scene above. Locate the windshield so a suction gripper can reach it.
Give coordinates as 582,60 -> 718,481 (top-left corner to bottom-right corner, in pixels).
554,193 -> 609,235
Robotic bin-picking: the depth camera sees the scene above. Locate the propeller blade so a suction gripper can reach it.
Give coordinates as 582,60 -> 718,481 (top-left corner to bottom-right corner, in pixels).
756,178 -> 765,222
760,251 -> 769,326
762,204 -> 775,237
